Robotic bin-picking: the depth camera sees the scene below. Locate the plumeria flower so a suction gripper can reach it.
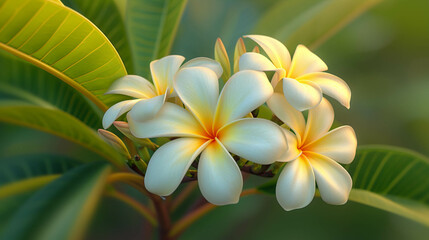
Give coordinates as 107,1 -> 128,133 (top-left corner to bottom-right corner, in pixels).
102,55 -> 222,128
269,93 -> 357,210
239,35 -> 351,111
127,67 -> 288,205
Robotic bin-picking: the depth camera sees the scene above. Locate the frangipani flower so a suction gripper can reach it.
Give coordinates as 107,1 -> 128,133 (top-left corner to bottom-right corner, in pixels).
102,55 -> 222,128
270,93 -> 357,210
239,35 -> 351,111
128,67 -> 288,205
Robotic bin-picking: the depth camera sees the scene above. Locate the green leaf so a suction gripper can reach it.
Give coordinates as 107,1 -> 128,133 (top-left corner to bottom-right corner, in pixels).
0,51 -> 103,129
253,0 -> 383,49
126,0 -> 188,77
0,105 -> 124,166
61,0 -> 134,73
0,0 -> 128,111
0,154 -> 80,185
0,162 -> 112,240
258,145 -> 429,227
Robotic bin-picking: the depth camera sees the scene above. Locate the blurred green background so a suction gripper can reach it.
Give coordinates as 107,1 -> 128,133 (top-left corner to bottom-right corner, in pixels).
1,0 -> 428,239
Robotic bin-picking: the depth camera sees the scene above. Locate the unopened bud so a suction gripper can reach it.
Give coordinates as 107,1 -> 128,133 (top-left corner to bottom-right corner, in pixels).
113,121 -> 158,150
233,37 -> 246,73
98,129 -> 131,159
214,38 -> 231,83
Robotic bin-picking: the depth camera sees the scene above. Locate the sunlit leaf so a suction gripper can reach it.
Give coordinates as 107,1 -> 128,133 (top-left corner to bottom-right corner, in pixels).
258,145 -> 429,227
253,0 -> 382,49
0,0 -> 128,111
126,0 -> 188,77
0,106 -> 124,166
62,0 -> 134,73
0,162 -> 111,240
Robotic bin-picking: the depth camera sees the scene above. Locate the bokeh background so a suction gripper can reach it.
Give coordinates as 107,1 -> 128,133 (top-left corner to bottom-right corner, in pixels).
1,0 -> 428,239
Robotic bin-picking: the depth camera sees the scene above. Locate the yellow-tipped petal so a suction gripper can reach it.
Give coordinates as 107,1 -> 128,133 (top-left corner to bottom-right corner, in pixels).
218,118 -> 287,165
233,37 -> 246,73
214,38 -> 231,81
214,70 -> 273,128
303,98 -> 334,143
105,75 -> 157,99
98,129 -> 130,159
102,99 -> 141,129
288,45 -> 328,78
128,103 -> 207,139
298,72 -> 351,109
174,67 -> 219,133
306,126 -> 357,164
198,140 -> 243,205
150,55 -> 185,95
245,35 -> 291,69
145,138 -> 210,196
267,93 -> 305,142
306,152 -> 352,205
181,57 -> 223,79
283,78 -> 323,111
276,155 -> 315,211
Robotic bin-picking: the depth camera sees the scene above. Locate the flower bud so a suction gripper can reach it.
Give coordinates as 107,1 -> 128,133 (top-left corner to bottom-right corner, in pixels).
98,129 -> 131,159
233,37 -> 246,73
214,38 -> 231,83
113,121 -> 158,150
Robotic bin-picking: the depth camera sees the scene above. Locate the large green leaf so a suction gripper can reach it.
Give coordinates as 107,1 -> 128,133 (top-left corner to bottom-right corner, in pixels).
0,51 -> 103,129
0,106 -> 124,166
126,0 -> 188,77
258,145 -> 429,226
62,0 -> 134,73
0,162 -> 111,240
0,154 -> 80,185
253,0 -> 382,49
0,0 -> 128,111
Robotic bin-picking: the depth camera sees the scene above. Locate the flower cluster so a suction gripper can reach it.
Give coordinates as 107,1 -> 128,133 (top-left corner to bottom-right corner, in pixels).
102,35 -> 357,211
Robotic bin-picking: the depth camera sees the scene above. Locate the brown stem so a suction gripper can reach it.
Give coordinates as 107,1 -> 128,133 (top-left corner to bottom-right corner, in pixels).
170,181 -> 198,212
152,196 -> 173,240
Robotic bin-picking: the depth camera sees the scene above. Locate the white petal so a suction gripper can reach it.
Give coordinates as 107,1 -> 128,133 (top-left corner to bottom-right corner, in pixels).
198,140 -> 243,205
174,67 -> 219,132
276,155 -> 315,211
150,55 -> 185,95
238,52 -> 277,71
266,93 -> 305,142
298,72 -> 351,109
126,94 -> 166,123
218,118 -> 287,164
288,45 -> 328,78
276,128 -> 302,162
245,35 -> 291,69
102,99 -> 140,129
283,78 -> 322,111
105,75 -> 157,99
181,57 -> 223,79
128,103 -> 207,138
307,152 -> 352,205
303,98 -> 334,143
144,138 -> 209,196
214,70 -> 273,128
306,126 -> 357,164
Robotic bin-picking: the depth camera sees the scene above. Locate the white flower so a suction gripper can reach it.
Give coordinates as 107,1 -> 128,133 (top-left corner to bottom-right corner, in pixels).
102,55 -> 222,128
239,35 -> 351,111
270,93 -> 357,210
128,67 -> 288,205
